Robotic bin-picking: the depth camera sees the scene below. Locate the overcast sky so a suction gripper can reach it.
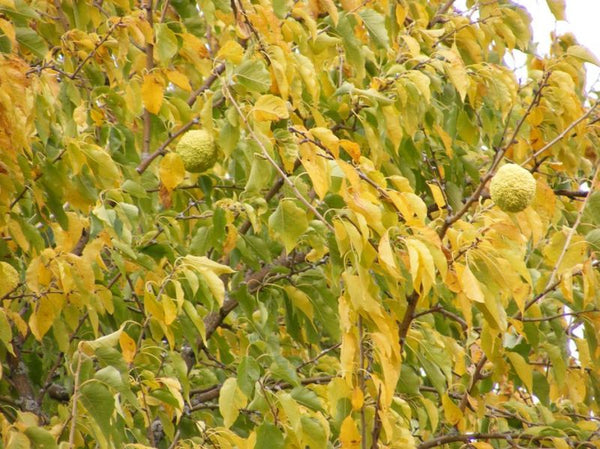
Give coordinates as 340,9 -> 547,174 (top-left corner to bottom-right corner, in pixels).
455,0 -> 600,92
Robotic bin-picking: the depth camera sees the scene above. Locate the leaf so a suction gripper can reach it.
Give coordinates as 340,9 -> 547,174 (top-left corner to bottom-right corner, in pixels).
159,153 -> 185,192
141,72 -> 165,114
234,59 -> 271,93
284,285 -> 314,321
15,27 -> 47,58
24,427 -> 57,449
340,416 -> 361,449
218,378 -> 247,428
255,423 -> 284,449
268,199 -> 309,253
155,24 -> 178,64
358,9 -> 389,48
441,394 -> 462,425
567,45 -> 600,66
119,331 -> 136,364
252,94 -> 289,121
301,416 -> 327,449
507,351 -> 533,392
456,263 -> 485,303
80,382 -> 115,431
29,293 -> 63,341
545,0 -> 565,20
217,40 -> 244,64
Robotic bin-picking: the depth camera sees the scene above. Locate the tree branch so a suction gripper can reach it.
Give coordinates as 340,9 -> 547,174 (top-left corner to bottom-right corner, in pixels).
438,71 -> 550,238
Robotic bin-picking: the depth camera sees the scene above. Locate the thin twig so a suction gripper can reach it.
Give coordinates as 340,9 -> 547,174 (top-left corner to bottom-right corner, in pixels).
223,87 -> 333,232
524,102 -> 599,164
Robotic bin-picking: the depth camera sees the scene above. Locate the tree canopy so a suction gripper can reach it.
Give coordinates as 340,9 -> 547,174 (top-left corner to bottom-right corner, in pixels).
1,0 -> 600,448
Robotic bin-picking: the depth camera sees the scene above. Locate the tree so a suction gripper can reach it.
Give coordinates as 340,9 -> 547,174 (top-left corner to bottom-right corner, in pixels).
1,0 -> 599,447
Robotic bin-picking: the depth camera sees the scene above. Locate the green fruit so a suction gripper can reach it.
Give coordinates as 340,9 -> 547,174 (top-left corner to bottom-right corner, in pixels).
489,163 -> 536,213
0,262 -> 19,297
585,229 -> 600,251
175,129 -> 217,173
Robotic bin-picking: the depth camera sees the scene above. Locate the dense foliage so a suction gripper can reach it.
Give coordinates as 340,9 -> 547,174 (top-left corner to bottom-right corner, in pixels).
1,0 -> 600,448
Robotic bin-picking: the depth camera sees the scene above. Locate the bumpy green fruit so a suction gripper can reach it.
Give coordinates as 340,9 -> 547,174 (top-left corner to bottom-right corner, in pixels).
489,163 -> 536,213
0,262 -> 19,297
175,129 -> 217,173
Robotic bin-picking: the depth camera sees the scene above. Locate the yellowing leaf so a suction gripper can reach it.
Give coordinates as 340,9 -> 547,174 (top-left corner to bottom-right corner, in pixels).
545,0 -> 565,20
283,285 -> 314,321
217,40 -> 244,64
252,94 -> 289,121
166,69 -> 191,91
159,152 -> 185,192
441,394 -> 462,425
219,378 -> 247,428
456,263 -> 484,303
340,416 -> 361,449
141,72 -> 165,114
351,387 -> 363,411
340,139 -> 361,162
119,331 -> 137,364
268,199 -> 309,253
310,127 -> 339,158
29,293 -> 64,341
506,351 -> 532,392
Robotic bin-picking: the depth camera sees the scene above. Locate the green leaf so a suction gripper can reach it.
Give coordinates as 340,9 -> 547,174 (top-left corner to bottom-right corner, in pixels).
567,45 -> 600,66
156,24 -> 179,64
234,59 -> 271,93
255,422 -> 285,449
23,427 -> 57,449
359,9 -> 389,48
218,378 -> 247,428
301,416 -> 327,449
507,351 -> 533,392
80,382 -> 115,431
15,27 -> 47,59
268,199 -> 309,253
237,356 -> 260,397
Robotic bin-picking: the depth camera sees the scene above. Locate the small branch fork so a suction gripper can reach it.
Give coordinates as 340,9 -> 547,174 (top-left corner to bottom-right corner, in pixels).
135,63 -> 226,174
222,86 -> 334,233
438,71 -> 551,238
457,167 -> 598,413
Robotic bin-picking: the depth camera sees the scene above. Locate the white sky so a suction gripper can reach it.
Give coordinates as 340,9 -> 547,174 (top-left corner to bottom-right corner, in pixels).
456,0 -> 600,92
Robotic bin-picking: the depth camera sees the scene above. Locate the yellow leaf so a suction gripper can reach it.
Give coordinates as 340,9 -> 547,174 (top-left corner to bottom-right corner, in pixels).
439,48 -> 469,101
283,285 -> 314,321
428,182 -> 446,210
219,378 -> 247,428
340,416 -> 361,449
378,230 -> 402,279
441,394 -> 462,425
506,351 -> 532,392
456,263 -> 485,303
545,0 -> 565,20
141,72 -> 164,114
166,69 -> 191,91
310,127 -> 339,158
300,142 -> 330,199
470,443 -> 494,449
159,153 -> 185,192
29,293 -> 64,341
252,94 -> 289,121
351,387 -> 363,411
340,139 -> 361,162
551,438 -> 570,449
217,40 -> 244,64
119,331 -> 137,364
